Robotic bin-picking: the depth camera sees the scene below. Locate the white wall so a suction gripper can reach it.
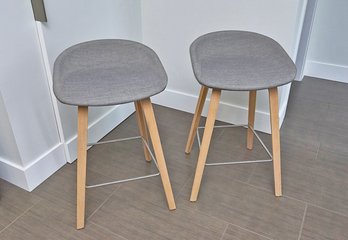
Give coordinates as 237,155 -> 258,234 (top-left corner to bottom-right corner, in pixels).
305,0 -> 348,82
0,0 -> 142,190
0,0 -> 66,190
0,94 -> 22,165
142,0 -> 306,133
40,0 -> 142,162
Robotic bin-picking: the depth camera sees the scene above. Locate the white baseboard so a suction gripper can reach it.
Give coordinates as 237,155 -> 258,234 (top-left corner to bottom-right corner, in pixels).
305,60 -> 348,83
152,89 -> 288,134
0,143 -> 66,191
0,104 -> 134,191
66,103 -> 135,163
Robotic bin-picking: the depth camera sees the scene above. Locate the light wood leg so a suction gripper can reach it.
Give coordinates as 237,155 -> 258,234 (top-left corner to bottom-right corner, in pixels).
247,90 -> 257,150
77,106 -> 88,229
185,86 -> 208,154
190,89 -> 221,202
141,98 -> 176,210
269,87 -> 282,197
135,101 -> 151,161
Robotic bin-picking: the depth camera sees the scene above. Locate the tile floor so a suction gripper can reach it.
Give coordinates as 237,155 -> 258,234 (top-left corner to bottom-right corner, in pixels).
0,76 -> 348,239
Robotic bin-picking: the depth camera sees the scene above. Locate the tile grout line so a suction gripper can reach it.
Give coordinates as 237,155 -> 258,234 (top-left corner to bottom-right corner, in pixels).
297,203 -> 308,240
314,142 -> 320,161
245,163 -> 257,184
0,199 -> 42,235
219,224 -> 229,240
86,185 -> 120,221
238,174 -> 348,219
235,180 -> 274,195
175,185 -> 275,240
176,172 -> 194,198
306,202 -> 348,219
228,223 -> 274,240
90,222 -> 129,240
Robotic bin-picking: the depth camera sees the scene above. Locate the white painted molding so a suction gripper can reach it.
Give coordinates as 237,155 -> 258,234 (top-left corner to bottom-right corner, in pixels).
66,103 -> 135,163
295,0 -> 318,81
0,99 -> 134,190
35,21 -> 71,162
0,143 -> 66,191
152,89 -> 288,134
305,60 -> 348,83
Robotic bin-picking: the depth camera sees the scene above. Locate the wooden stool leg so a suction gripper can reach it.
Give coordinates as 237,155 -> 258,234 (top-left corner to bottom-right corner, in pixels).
141,98 -> 176,210
77,106 -> 88,229
135,101 -> 151,161
185,86 -> 208,154
268,87 -> 282,197
190,89 -> 221,202
247,90 -> 257,150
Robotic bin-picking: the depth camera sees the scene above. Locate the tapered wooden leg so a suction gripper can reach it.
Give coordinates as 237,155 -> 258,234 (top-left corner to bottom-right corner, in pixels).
268,87 -> 282,197
135,101 -> 151,161
190,89 -> 221,202
247,90 -> 257,150
77,106 -> 88,229
185,86 -> 208,154
141,98 -> 176,210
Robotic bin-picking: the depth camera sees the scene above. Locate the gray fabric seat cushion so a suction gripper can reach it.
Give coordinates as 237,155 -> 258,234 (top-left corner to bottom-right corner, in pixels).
53,39 -> 167,106
190,31 -> 297,91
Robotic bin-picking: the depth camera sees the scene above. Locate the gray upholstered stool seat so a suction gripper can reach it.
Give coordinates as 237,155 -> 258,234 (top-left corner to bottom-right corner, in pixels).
53,39 -> 167,106
52,39 -> 176,230
190,31 -> 296,90
186,31 -> 297,202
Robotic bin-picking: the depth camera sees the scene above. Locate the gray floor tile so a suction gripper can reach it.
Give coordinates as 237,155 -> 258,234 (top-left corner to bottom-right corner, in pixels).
32,164 -> 118,218
0,199 -> 125,240
180,177 -> 306,240
248,134 -> 320,201
300,205 -> 348,240
222,224 -> 271,240
90,191 -> 228,240
290,76 -> 348,106
0,179 -> 41,231
309,146 -> 348,216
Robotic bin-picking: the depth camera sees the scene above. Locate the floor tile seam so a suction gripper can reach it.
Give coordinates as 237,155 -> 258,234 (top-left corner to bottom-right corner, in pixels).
239,180 -> 348,219
289,95 -> 338,106
226,223 -> 274,240
219,224 -> 229,240
87,185 -> 121,221
235,179 -> 274,195
178,197 -> 233,227
314,142 -> 320,161
176,172 -> 194,198
269,192 -> 348,219
245,164 -> 257,184
86,160 -> 159,184
0,198 -> 43,235
89,222 -> 129,240
297,203 -> 308,240
197,182 -> 303,240
178,195 -> 274,240
235,180 -> 307,205
306,202 -> 348,219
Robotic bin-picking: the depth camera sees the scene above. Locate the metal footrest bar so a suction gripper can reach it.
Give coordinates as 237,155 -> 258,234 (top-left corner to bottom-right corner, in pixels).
87,136 -> 142,146
86,136 -> 160,189
196,124 -> 273,166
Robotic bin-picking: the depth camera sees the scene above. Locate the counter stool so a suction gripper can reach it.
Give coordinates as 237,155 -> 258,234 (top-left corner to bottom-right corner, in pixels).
53,39 -> 176,229
185,31 -> 296,201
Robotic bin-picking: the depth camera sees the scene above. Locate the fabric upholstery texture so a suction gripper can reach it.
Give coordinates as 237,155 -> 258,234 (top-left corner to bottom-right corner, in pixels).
53,39 -> 167,106
190,31 -> 297,90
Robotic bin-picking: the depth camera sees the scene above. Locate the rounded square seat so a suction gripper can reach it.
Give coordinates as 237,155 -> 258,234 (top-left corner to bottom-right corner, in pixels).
190,31 -> 296,91
53,39 -> 167,106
